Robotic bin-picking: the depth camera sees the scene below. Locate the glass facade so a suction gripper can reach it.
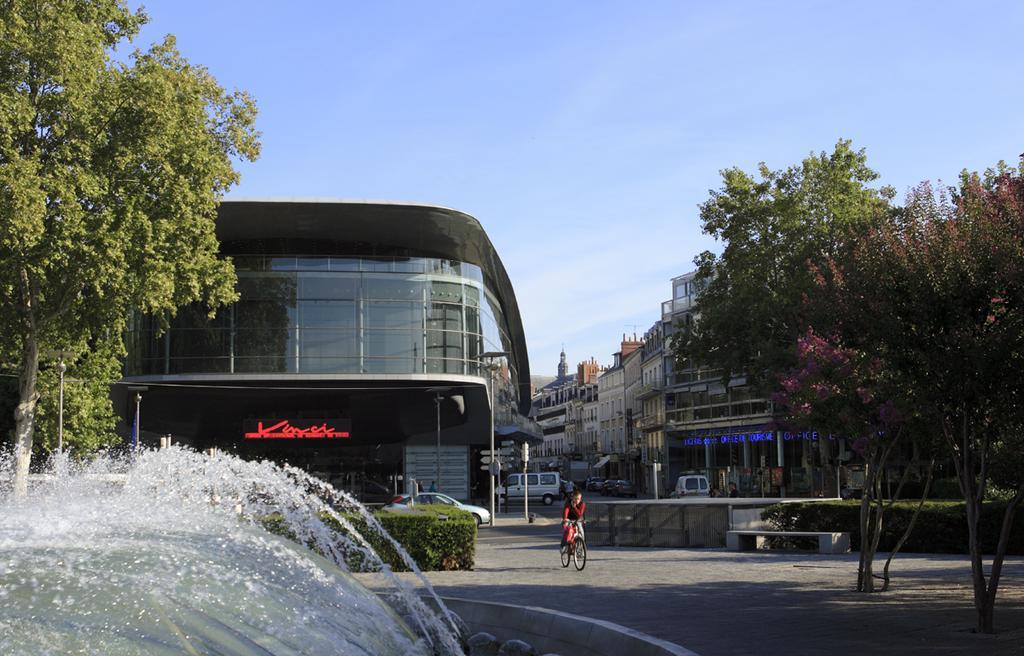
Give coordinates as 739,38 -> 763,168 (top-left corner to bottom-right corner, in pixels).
126,256 -> 518,401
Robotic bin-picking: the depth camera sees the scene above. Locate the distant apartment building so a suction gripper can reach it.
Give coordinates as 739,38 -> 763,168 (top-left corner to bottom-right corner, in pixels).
622,337 -> 644,483
530,349 -> 576,470
636,320 -> 667,494
593,336 -> 642,479
660,271 -> 837,497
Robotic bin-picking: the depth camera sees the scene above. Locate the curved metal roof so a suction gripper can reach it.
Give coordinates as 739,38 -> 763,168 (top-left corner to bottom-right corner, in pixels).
216,199 -> 532,415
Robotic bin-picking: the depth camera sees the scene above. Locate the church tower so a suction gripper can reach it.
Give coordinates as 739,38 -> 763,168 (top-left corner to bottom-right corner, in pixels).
557,346 -> 569,379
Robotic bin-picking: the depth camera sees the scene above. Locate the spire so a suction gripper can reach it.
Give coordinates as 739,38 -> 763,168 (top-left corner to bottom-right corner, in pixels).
557,346 -> 568,379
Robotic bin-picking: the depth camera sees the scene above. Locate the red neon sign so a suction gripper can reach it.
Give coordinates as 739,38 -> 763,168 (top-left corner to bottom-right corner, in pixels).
244,420 -> 351,440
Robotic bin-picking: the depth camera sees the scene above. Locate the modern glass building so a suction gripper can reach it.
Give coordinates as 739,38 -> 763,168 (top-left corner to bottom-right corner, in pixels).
117,200 -> 537,502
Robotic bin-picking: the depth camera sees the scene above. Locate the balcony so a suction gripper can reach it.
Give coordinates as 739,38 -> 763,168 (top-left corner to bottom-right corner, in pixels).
661,296 -> 695,321
635,378 -> 665,400
635,414 -> 665,431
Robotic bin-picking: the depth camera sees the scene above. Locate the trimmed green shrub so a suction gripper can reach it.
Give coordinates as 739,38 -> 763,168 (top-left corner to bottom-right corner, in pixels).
762,500 -> 1024,554
371,506 -> 476,571
261,506 -> 477,572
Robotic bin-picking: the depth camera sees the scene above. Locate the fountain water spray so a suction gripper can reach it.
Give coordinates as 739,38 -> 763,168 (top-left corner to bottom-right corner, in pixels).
0,446 -> 465,655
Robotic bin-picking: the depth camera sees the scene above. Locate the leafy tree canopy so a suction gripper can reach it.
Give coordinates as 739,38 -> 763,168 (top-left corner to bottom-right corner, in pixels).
0,0 -> 260,489
675,140 -> 893,391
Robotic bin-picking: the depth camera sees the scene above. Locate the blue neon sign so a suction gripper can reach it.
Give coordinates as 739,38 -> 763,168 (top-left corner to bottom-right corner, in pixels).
683,430 -> 832,447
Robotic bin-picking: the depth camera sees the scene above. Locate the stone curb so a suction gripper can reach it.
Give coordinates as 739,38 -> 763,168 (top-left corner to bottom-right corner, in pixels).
440,596 -> 699,656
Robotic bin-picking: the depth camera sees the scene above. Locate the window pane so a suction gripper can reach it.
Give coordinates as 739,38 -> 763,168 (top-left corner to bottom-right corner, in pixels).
299,275 -> 358,300
365,330 -> 419,358
169,357 -> 230,374
169,328 -> 230,358
427,330 -> 463,360
364,277 -> 425,300
296,257 -> 329,271
236,329 -> 292,358
235,355 -> 287,373
328,257 -> 361,272
363,358 -> 416,374
465,306 -> 481,334
298,356 -> 360,373
237,274 -> 297,304
365,301 -> 422,330
299,300 -> 357,330
428,303 -> 463,331
426,358 -> 464,374
429,281 -> 463,302
299,329 -> 358,358
171,304 -> 230,330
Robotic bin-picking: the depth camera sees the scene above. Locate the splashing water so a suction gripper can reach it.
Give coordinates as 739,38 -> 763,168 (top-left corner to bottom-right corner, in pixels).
0,447 -> 465,655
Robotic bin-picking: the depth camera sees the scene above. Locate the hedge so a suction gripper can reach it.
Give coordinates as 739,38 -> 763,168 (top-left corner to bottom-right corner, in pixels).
262,505 -> 477,572
762,500 -> 1024,554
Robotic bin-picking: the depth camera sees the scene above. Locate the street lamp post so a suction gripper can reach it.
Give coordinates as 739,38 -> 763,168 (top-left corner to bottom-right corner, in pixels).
426,387 -> 452,493
478,351 -> 508,527
57,358 -> 66,455
126,385 -> 148,452
434,392 -> 442,490
134,392 -> 142,451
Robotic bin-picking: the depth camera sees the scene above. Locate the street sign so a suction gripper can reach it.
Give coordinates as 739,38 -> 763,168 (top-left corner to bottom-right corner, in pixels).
521,443 -> 530,462
481,449 -> 496,455
489,461 -> 500,475
481,455 -> 492,464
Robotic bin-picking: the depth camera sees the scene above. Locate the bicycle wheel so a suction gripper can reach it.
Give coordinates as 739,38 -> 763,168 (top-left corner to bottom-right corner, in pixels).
573,539 -> 587,571
560,542 -> 571,568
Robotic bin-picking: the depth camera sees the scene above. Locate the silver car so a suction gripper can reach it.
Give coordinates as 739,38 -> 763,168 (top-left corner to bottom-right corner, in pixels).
384,492 -> 491,526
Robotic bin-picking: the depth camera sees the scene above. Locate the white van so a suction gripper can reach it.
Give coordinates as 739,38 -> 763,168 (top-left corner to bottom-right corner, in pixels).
672,474 -> 710,498
498,472 -> 561,505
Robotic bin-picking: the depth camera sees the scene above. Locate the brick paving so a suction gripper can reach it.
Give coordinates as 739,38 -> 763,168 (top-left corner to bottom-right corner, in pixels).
378,515 -> 1024,656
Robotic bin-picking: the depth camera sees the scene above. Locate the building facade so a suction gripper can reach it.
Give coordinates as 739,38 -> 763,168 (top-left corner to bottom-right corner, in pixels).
118,199 -> 537,502
636,320 -> 667,494
661,270 -> 840,497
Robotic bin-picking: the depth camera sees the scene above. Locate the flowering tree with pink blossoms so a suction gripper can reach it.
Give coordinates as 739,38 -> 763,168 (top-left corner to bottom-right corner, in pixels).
804,166 -> 1024,632
773,329 -> 935,593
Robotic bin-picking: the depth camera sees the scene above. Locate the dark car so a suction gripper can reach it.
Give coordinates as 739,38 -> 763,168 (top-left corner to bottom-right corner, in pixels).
585,477 -> 606,492
613,480 -> 637,497
599,479 -> 618,496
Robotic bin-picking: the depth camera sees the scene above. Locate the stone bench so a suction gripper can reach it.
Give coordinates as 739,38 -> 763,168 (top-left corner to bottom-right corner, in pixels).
726,530 -> 850,554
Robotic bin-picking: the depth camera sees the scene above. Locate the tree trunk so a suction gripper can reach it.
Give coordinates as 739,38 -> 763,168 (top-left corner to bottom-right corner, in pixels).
857,453 -> 879,592
881,458 -> 935,592
976,485 -> 1024,634
12,334 -> 40,499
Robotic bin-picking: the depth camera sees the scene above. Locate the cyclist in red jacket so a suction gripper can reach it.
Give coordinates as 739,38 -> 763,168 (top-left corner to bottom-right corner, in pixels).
561,489 -> 586,547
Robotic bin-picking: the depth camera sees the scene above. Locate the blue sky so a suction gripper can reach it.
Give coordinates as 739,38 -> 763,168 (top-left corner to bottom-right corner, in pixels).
136,1 -> 1024,375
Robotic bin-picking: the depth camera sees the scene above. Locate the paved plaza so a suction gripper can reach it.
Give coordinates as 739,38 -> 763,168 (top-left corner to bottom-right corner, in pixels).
400,514 -> 1024,656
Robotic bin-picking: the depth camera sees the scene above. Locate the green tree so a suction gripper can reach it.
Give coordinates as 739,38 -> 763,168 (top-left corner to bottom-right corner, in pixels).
0,0 -> 260,496
675,140 -> 893,389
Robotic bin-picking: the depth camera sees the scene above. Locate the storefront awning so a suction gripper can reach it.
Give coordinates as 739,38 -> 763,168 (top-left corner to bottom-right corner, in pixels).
592,455 -> 611,470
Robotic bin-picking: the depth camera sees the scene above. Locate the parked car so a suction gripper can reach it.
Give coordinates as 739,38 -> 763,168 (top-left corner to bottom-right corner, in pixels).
599,479 -> 618,496
613,480 -> 638,497
383,492 -> 491,526
496,472 -> 561,505
584,477 -> 606,492
671,474 -> 710,498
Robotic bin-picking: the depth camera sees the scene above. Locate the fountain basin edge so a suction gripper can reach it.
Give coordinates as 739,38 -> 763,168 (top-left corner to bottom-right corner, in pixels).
438,596 -> 699,656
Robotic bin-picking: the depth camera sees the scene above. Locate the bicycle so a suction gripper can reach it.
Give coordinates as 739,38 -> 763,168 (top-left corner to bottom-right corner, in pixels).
560,519 -> 587,571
